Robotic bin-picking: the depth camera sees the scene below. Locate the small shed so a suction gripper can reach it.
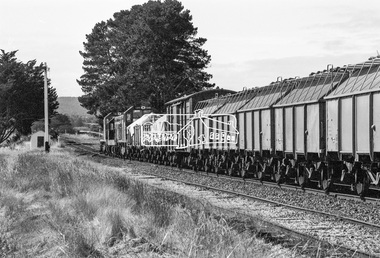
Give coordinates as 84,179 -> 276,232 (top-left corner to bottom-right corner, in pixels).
30,131 -> 51,149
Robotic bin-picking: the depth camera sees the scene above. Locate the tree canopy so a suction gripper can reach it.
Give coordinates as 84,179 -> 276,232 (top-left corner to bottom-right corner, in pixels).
0,50 -> 59,145
78,0 -> 213,117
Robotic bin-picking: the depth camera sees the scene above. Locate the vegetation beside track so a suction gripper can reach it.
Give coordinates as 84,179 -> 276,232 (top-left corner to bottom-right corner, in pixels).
0,144 -> 301,257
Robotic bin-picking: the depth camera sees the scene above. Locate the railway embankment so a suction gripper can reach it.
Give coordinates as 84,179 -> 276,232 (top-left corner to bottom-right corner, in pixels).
0,144 -> 302,257
63,135 -> 380,257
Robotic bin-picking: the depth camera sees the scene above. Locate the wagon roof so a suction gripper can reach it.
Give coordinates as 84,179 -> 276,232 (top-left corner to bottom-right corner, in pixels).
194,97 -> 229,114
238,80 -> 296,111
195,89 -> 255,114
164,88 -> 235,105
213,89 -> 255,114
325,57 -> 380,99
193,100 -> 210,111
274,70 -> 347,106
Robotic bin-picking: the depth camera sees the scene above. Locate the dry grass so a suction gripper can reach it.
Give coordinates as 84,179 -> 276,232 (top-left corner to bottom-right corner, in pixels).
0,146 -> 300,258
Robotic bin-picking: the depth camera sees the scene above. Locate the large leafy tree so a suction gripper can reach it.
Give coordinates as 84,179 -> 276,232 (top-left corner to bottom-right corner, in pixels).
32,114 -> 75,134
0,50 -> 59,145
78,0 -> 213,117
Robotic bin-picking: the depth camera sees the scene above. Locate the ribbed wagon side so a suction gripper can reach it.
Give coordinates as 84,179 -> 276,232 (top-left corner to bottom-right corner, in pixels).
272,67 -> 347,188
324,57 -> 380,195
236,79 -> 296,181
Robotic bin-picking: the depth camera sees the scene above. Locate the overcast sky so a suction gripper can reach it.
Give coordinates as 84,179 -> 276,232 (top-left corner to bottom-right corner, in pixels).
1,0 -> 380,97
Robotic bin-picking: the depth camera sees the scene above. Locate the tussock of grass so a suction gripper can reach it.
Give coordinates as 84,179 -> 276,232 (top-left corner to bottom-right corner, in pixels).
0,148 -> 299,257
0,190 -> 23,255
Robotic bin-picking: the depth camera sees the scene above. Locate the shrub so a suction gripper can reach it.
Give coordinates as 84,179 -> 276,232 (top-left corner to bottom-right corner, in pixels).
71,193 -> 98,221
50,166 -> 74,198
129,181 -> 145,213
106,210 -> 128,247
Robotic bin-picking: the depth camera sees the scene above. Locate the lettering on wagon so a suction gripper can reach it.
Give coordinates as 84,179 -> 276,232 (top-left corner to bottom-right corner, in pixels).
140,110 -> 239,149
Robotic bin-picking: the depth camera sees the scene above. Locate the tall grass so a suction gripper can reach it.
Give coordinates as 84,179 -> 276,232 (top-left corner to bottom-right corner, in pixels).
0,148 -> 298,257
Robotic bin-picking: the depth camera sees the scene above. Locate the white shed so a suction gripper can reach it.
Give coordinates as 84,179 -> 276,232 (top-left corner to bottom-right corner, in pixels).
30,131 -> 50,149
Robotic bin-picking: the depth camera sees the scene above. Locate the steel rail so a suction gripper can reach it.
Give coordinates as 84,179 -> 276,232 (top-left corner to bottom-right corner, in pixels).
181,168 -> 380,204
156,169 -> 380,230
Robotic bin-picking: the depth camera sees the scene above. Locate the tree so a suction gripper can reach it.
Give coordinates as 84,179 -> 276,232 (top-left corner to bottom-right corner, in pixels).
32,115 -> 74,135
51,114 -> 75,133
70,115 -> 84,128
78,0 -> 213,117
0,50 -> 59,145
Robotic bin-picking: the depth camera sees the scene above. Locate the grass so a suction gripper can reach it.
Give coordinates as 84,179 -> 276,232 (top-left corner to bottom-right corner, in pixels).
0,145 -> 301,257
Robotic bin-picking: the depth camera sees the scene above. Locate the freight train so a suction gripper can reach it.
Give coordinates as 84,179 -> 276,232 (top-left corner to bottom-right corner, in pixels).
101,56 -> 380,197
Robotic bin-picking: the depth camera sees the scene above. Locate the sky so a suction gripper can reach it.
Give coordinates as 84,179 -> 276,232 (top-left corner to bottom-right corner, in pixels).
1,0 -> 380,97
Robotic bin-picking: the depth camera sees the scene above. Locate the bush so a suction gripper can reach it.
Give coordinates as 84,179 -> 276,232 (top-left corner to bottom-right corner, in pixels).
11,152 -> 51,191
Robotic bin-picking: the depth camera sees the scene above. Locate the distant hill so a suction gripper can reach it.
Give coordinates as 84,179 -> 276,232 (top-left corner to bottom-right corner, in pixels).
57,97 -> 92,117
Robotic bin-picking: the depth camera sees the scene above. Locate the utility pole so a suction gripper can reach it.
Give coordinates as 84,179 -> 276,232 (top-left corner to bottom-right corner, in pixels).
44,63 -> 50,152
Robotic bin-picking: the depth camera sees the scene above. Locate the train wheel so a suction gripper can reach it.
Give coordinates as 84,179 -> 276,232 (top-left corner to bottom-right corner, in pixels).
298,176 -> 306,188
322,179 -> 330,193
241,169 -> 246,179
196,160 -> 203,172
204,165 -> 208,174
275,173 -> 282,184
298,167 -> 307,188
356,177 -> 369,197
257,171 -> 264,182
356,182 -> 364,196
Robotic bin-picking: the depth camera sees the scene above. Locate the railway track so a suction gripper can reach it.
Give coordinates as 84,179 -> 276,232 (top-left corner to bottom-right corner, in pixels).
154,169 -> 380,230
62,137 -> 380,257
63,136 -> 380,204
185,168 -> 380,205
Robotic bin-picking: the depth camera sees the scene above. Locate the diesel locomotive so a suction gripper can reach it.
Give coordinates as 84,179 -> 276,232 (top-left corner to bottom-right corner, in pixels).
101,56 -> 380,197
